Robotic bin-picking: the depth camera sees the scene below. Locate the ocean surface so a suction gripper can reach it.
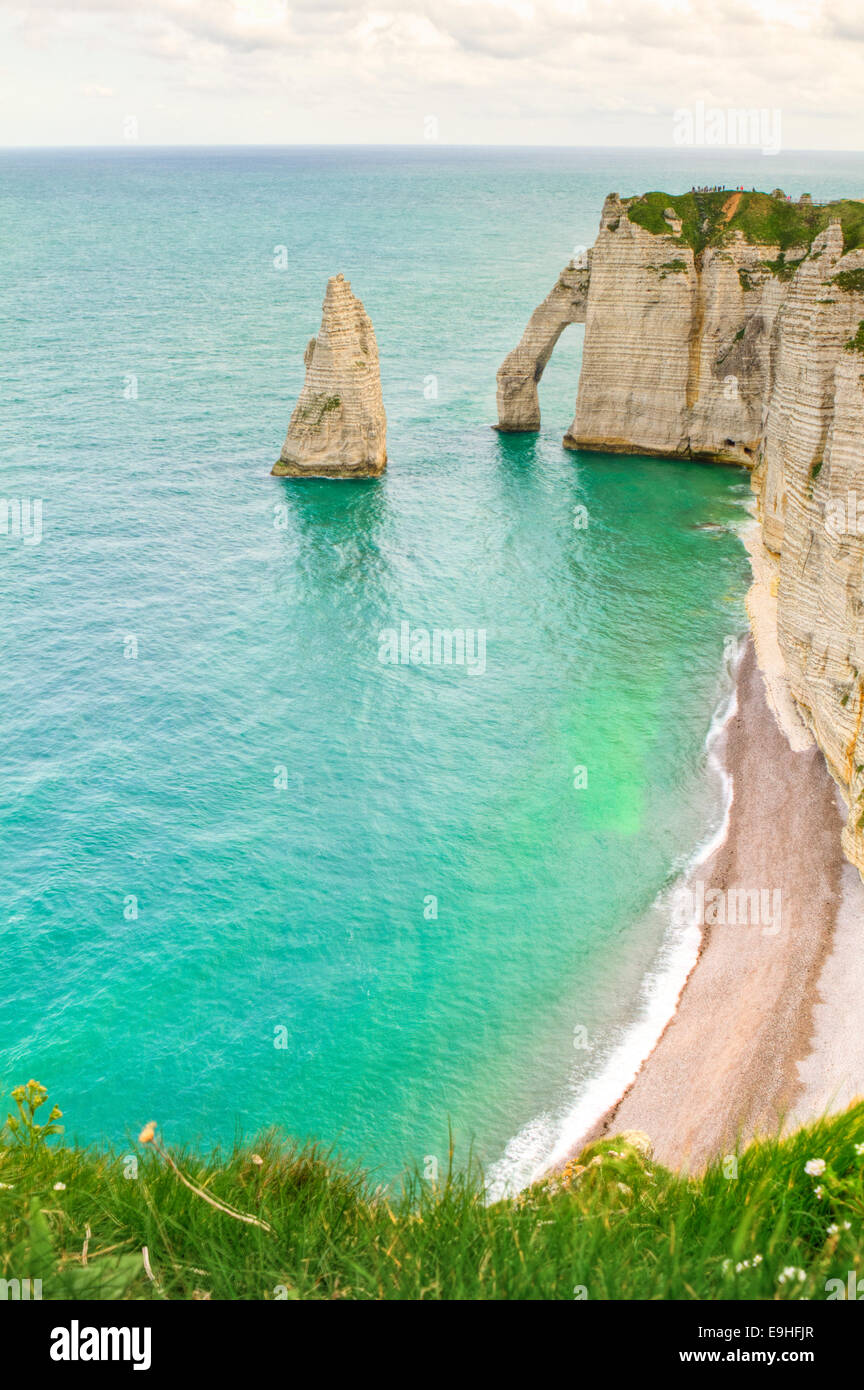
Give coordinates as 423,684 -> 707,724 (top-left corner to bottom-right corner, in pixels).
2,145 -> 862,1188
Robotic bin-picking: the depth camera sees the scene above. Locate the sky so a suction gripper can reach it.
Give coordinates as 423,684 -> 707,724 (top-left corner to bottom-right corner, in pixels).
0,0 -> 862,148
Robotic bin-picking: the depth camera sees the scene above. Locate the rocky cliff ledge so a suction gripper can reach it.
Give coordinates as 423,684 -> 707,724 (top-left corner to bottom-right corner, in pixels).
273,274 -> 387,478
500,189 -> 864,871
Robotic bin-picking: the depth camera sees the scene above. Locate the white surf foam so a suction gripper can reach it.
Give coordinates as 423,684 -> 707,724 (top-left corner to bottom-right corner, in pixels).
486,633 -> 746,1200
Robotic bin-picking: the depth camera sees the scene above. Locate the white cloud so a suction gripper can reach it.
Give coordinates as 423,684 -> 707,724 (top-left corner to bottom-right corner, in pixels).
0,0 -> 861,145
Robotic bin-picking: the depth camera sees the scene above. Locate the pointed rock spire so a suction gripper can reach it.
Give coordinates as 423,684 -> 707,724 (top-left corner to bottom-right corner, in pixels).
273,274 -> 387,478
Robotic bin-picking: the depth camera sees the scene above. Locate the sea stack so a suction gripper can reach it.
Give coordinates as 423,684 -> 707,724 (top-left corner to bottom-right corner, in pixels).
273,274 -> 387,478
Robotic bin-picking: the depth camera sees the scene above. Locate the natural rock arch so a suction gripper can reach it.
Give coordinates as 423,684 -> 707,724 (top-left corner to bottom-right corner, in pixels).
495,254 -> 590,432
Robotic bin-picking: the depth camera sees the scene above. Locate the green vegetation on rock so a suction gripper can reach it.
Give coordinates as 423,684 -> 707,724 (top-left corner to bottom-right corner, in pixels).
300,393 -> 341,425
626,190 -> 864,256
845,321 -> 864,354
808,458 -> 824,498
3,1081 -> 864,1301
833,268 -> 864,294
762,252 -> 806,281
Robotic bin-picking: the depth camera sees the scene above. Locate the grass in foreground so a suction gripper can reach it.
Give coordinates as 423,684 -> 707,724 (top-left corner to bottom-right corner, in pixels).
2,1083 -> 864,1300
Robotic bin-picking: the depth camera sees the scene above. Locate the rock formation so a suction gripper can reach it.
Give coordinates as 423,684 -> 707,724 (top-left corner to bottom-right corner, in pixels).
563,193 -> 795,463
499,189 -> 864,872
273,274 -> 387,478
495,256 -> 590,431
758,235 -> 864,871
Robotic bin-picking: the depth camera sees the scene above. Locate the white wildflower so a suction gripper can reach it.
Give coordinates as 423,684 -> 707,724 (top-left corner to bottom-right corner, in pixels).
804,1159 -> 826,1177
778,1266 -> 807,1285
53,1182 -> 66,1191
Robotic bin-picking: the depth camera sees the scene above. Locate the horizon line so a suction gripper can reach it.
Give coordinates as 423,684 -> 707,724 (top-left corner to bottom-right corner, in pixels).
2,140 -> 864,155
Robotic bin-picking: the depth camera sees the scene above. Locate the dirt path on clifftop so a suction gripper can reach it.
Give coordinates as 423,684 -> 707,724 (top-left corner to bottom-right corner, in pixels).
565,639 -> 844,1173
722,191 -> 742,222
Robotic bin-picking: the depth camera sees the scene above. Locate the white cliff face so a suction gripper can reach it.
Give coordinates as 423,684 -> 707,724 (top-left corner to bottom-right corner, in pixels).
495,256 -> 590,431
686,235 -> 791,465
498,194 -> 795,465
273,274 -> 387,479
761,241 -> 864,869
499,191 -> 864,875
562,196 -> 792,464
758,223 -> 849,550
564,194 -> 698,456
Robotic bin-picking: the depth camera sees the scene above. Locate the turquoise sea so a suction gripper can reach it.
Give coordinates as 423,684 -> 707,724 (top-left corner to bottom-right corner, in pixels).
2,146 -> 862,1188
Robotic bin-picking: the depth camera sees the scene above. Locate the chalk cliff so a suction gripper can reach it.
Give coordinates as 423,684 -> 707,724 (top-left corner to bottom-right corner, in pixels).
761,239 -> 864,870
273,274 -> 387,479
499,189 -> 864,872
496,256 -> 590,431
563,193 -> 796,464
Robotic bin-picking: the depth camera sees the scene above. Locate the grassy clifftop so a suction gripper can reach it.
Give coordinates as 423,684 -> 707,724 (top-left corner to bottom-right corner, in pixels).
626,190 -> 864,254
2,1082 -> 864,1300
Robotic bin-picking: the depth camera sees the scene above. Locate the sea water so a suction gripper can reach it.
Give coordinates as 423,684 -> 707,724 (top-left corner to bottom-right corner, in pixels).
2,145 -> 862,1185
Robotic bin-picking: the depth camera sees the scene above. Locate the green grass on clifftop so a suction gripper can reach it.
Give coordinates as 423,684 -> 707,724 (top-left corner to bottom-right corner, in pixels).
2,1082 -> 864,1300
626,190 -> 864,255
